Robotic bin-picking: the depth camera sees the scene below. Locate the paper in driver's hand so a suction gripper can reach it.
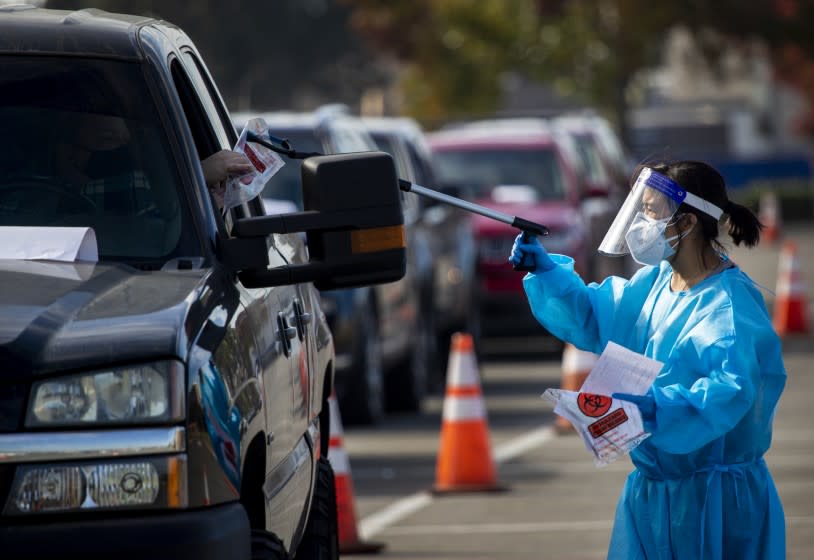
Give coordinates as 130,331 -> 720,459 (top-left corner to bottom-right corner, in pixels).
542,342 -> 663,466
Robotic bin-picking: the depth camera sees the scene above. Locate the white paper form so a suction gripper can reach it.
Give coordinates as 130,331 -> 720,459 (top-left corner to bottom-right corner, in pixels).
0,226 -> 99,262
542,342 -> 663,466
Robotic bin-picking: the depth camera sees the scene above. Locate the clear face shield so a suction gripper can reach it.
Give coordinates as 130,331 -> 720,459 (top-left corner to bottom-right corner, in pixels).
598,167 -> 723,263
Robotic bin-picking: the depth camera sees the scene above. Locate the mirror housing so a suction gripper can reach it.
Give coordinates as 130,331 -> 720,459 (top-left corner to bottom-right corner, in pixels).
222,151 -> 407,290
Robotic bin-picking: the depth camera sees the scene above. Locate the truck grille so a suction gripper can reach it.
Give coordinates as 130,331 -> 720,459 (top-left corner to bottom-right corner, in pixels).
0,383 -> 25,432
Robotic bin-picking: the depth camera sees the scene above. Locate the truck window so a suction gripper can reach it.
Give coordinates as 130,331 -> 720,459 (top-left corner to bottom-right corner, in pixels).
170,57 -> 236,230
180,51 -> 233,151
0,56 -> 200,266
182,51 -> 237,149
174,53 -> 257,220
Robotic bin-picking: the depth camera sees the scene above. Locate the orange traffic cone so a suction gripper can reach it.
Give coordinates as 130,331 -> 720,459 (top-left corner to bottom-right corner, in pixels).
556,343 -> 598,433
773,240 -> 810,336
759,191 -> 782,244
327,393 -> 385,554
433,332 -> 505,493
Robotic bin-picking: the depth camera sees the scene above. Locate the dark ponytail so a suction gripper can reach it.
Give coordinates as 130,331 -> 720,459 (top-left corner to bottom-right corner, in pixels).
724,199 -> 763,248
653,160 -> 763,252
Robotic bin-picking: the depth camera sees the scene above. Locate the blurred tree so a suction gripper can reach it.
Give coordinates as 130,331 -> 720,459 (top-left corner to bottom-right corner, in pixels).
44,0 -> 389,112
345,0 -> 543,126
346,0 -> 814,140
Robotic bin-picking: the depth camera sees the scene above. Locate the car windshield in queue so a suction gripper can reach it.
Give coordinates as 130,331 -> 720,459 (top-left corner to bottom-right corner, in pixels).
0,56 -> 201,267
433,148 -> 565,200
573,135 -> 609,183
258,128 -> 323,211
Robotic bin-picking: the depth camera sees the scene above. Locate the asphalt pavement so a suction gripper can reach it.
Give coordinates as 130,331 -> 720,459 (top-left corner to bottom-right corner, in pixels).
343,224 -> 814,559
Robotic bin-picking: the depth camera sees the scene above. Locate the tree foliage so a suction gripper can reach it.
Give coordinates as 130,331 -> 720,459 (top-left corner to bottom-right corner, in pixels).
45,0 -> 388,112
42,0 -> 814,136
345,0 -> 814,130
345,0 -> 541,123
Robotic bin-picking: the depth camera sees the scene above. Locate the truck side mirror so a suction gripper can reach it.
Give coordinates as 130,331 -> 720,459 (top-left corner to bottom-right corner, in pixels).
221,151 -> 406,290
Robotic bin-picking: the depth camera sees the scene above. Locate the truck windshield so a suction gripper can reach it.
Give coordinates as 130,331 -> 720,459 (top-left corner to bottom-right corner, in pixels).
433,148 -> 565,200
0,56 -> 201,267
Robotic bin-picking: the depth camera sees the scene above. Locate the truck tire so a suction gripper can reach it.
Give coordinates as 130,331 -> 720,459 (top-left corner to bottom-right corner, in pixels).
295,457 -> 339,560
251,529 -> 289,560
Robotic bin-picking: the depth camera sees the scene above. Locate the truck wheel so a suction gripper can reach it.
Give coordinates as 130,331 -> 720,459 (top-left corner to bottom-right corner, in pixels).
295,457 -> 339,560
341,300 -> 384,425
251,529 -> 289,560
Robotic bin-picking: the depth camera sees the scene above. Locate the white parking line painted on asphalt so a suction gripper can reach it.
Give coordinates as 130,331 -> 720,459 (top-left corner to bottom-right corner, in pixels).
359,426 -> 556,539
382,519 -> 614,536
494,426 -> 556,462
359,492 -> 433,540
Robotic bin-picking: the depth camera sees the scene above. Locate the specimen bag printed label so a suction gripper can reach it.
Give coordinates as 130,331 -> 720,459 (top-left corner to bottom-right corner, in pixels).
542,342 -> 663,466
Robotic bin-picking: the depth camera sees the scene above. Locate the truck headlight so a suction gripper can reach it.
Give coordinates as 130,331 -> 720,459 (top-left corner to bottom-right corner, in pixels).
26,362 -> 184,427
4,455 -> 187,515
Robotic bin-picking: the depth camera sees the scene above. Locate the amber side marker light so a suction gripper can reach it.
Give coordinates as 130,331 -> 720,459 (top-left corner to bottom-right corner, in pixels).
351,225 -> 406,254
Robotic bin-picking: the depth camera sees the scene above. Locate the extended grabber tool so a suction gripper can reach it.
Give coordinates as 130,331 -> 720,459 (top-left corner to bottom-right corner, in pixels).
397,179 -> 549,271
245,130 -> 550,271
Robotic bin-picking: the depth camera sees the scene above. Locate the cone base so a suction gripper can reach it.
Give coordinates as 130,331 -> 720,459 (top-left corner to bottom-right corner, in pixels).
340,540 -> 387,555
431,483 -> 508,495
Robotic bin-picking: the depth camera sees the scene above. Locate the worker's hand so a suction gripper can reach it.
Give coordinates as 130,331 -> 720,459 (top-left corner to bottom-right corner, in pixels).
509,233 -> 556,272
201,150 -> 254,209
612,392 -> 656,421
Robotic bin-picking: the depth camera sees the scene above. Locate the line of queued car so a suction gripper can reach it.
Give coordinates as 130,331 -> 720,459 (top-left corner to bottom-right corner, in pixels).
427,113 -> 634,346
234,107 -> 631,424
233,107 -> 478,426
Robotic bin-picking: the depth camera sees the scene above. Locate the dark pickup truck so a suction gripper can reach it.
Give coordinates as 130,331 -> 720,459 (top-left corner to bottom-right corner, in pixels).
0,5 -> 406,560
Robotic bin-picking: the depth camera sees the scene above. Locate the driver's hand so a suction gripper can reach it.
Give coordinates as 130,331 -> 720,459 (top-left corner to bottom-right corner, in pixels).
201,150 -> 254,208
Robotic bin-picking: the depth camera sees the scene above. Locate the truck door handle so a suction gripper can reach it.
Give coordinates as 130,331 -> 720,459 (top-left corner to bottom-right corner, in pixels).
277,313 -> 297,357
293,298 -> 312,340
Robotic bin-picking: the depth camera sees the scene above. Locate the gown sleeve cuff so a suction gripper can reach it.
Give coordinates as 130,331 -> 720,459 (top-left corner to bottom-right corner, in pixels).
524,254 -> 578,298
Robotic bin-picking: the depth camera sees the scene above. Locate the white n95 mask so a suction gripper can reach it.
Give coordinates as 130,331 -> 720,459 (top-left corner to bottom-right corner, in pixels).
624,212 -> 684,266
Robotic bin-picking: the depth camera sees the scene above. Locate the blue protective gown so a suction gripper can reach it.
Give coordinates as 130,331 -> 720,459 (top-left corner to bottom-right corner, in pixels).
524,255 -> 786,559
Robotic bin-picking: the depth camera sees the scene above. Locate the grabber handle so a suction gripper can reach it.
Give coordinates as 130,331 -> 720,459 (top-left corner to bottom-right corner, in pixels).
513,231 -> 538,272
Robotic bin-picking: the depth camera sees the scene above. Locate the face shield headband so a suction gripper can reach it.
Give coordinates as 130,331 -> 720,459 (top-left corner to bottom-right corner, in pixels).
597,167 -> 724,256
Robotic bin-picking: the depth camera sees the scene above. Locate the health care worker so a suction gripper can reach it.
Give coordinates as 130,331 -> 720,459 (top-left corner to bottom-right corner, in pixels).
509,161 -> 786,559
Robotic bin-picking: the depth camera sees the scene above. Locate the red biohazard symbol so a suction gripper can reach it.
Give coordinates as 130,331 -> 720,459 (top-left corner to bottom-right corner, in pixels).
577,393 -> 612,417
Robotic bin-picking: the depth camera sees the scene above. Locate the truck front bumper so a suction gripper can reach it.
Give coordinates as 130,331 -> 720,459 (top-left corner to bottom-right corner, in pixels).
1,501 -> 250,560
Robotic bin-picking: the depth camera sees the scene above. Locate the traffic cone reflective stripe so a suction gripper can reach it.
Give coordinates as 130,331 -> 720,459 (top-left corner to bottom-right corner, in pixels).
556,343 -> 598,433
433,332 -> 505,493
773,240 -> 810,336
327,393 -> 385,554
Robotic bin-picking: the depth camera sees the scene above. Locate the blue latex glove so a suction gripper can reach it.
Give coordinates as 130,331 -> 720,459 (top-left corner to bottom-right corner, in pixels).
612,392 -> 656,421
508,233 -> 556,272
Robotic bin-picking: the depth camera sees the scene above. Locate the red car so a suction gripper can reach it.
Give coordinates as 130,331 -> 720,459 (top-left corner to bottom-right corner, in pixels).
428,119 -> 592,341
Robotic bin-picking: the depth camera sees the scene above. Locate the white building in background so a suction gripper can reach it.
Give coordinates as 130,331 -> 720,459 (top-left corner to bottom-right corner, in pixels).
629,26 -> 814,163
